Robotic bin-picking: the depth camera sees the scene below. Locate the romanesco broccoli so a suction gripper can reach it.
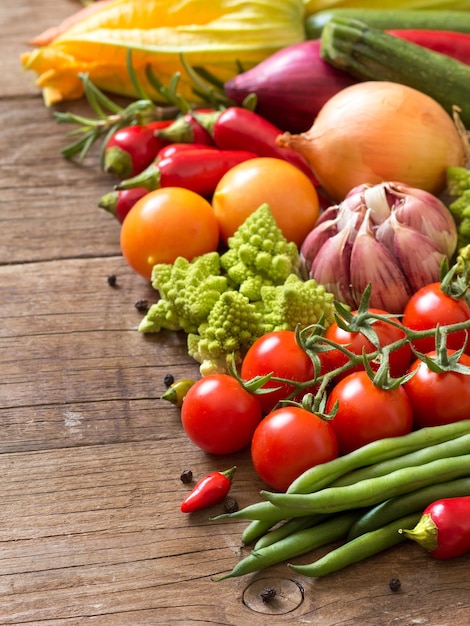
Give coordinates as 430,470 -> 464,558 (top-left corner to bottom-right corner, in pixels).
220,203 -> 300,301
137,203 -> 338,374
456,243 -> 470,288
187,290 -> 264,376
260,274 -> 336,333
138,252 -> 228,334
446,166 -> 470,248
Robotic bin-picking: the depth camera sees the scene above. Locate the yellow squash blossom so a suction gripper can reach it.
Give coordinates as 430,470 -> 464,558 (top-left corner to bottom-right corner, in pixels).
21,0 -> 306,106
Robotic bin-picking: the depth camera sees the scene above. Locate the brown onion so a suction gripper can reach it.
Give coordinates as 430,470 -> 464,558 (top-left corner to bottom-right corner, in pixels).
277,81 -> 466,202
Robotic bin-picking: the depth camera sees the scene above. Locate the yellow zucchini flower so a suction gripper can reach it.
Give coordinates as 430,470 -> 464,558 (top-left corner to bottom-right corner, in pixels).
21,0 -> 306,107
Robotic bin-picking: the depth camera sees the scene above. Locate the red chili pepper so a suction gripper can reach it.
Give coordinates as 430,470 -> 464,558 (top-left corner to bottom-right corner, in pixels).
157,110 -> 215,145
196,107 -> 319,186
98,187 -> 149,223
389,29 -> 470,65
180,466 -> 236,513
115,148 -> 258,196
400,496 -> 470,560
102,122 -> 172,179
156,142 -> 219,160
145,119 -> 175,133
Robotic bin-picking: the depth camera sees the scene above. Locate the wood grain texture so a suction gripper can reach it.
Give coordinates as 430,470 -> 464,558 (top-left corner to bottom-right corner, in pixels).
1,1 -> 470,623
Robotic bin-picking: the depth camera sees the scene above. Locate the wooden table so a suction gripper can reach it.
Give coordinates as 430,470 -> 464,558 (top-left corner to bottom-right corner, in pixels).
2,2 -> 470,623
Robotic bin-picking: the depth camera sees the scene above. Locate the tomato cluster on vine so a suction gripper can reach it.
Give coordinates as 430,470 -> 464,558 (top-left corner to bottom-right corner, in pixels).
179,278 -> 470,492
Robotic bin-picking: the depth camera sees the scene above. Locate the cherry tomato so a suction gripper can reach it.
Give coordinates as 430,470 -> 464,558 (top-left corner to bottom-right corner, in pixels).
404,351 -> 470,428
250,406 -> 338,491
240,330 -> 317,415
402,283 -> 470,354
321,308 -> 412,381
180,374 -> 263,455
120,187 -> 219,280
326,371 -> 414,455
211,157 -> 320,246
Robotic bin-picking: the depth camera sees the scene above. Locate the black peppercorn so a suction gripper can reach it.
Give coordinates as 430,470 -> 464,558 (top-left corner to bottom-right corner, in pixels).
180,469 -> 193,484
389,578 -> 401,593
260,587 -> 277,603
135,299 -> 150,313
107,274 -> 117,287
223,497 -> 239,513
164,373 -> 175,388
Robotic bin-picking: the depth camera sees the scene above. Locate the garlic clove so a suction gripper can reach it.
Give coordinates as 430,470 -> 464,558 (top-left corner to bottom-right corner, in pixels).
389,212 -> 446,293
393,189 -> 457,258
350,209 -> 411,313
300,216 -> 339,277
363,183 -> 392,225
310,227 -> 355,307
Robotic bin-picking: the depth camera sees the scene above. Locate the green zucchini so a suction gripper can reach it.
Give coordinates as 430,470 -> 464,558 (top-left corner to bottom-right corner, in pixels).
320,17 -> 470,127
305,9 -> 470,39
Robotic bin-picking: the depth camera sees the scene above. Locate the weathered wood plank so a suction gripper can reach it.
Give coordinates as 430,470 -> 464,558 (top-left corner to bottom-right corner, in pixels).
1,1 -> 470,624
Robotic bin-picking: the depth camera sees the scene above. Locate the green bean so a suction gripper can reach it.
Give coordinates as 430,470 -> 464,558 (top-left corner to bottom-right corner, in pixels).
254,514 -> 327,550
215,500 -> 297,523
287,420 -> 470,495
214,422 -> 470,526
332,433 -> 470,488
288,513 -> 421,578
262,454 -> 470,517
347,476 -> 470,540
214,511 -> 360,581
240,518 -> 275,545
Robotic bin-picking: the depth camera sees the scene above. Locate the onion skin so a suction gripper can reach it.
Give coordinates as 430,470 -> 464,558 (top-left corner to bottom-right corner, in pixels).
224,40 -> 357,133
277,81 -> 466,202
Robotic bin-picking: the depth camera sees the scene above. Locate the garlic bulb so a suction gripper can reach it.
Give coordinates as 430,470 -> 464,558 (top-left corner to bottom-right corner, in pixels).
300,182 -> 458,313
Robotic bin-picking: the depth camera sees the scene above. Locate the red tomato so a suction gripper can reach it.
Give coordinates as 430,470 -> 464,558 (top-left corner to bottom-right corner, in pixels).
402,283 -> 470,354
326,371 -> 414,455
251,406 -> 338,491
240,330 -> 317,415
180,374 -> 262,455
404,351 -> 470,428
120,187 -> 219,280
321,308 -> 412,381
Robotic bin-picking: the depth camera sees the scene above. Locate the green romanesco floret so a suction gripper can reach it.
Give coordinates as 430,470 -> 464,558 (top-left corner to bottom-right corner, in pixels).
446,166 -> 470,248
260,274 -> 337,334
187,290 -> 264,376
138,252 -> 229,334
447,166 -> 470,197
456,243 -> 470,287
220,203 -> 300,301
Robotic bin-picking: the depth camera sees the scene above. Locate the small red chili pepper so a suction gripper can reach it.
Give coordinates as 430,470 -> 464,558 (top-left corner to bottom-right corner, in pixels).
196,106 -> 319,186
180,466 -> 237,513
400,496 -> 470,560
157,110 -> 215,145
116,148 -> 258,196
102,122 -> 171,179
98,187 -> 149,223
156,142 -> 219,161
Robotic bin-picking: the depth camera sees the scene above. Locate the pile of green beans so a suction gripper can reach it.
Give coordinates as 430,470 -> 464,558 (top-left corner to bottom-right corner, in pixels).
214,421 -> 470,580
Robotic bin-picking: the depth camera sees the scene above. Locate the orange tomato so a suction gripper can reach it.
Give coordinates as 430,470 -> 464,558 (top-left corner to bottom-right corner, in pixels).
211,157 -> 320,247
120,187 -> 220,280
